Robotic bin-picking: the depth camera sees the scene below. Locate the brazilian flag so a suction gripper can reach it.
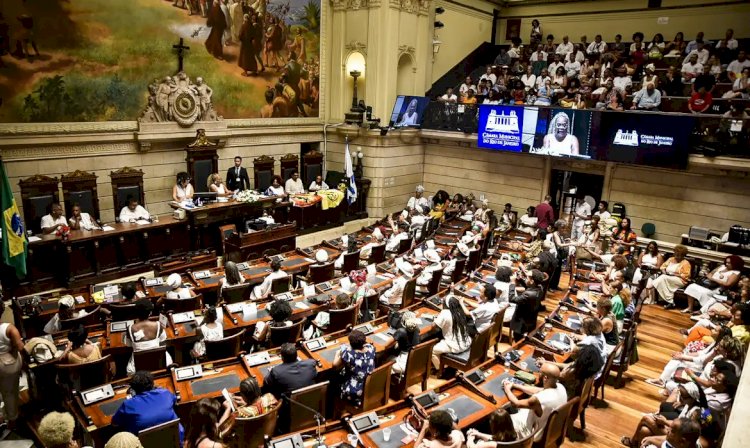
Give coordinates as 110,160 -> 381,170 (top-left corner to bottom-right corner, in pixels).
0,158 -> 27,278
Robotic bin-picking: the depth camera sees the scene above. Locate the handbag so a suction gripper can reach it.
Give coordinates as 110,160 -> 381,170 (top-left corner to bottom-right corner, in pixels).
403,399 -> 429,432
698,277 -> 720,290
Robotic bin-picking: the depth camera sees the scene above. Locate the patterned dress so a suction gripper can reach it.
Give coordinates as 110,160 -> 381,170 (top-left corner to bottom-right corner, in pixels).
339,344 -> 376,405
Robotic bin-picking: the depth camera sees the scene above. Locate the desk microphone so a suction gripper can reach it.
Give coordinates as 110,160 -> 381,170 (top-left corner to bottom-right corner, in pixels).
281,393 -> 326,448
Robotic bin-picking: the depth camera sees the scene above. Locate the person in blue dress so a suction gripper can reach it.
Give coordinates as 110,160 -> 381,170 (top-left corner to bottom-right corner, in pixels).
333,329 -> 375,406
112,370 -> 184,443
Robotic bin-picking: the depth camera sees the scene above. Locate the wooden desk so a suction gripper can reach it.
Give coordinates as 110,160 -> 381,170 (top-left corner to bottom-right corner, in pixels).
224,223 -> 298,262
171,360 -> 251,404
240,347 -> 315,387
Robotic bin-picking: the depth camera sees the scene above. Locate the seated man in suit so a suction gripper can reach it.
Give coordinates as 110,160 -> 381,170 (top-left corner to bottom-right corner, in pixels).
40,203 -> 67,234
285,171 -> 305,195
119,195 -> 151,223
262,343 -> 318,432
509,269 -> 545,341
226,156 -> 250,192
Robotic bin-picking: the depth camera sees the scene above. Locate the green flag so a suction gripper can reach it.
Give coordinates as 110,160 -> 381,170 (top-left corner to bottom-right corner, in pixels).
0,158 -> 27,278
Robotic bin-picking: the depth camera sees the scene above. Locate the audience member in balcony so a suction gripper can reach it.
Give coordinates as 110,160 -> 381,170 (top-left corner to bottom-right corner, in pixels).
610,34 -> 626,57
551,66 -> 567,94
530,44 -> 548,75
586,34 -> 607,58
628,32 -> 644,53
480,66 -> 497,85
613,67 -> 632,94
547,54 -> 564,78
565,45 -> 584,64
459,76 -> 476,96
725,68 -> 750,99
664,31 -> 686,57
681,54 -> 703,82
684,41 -> 709,66
606,90 -> 625,111
530,19 -> 542,43
559,78 -> 580,108
564,56 -> 581,79
727,50 -> 750,82
534,79 -> 553,106
543,34 -> 556,54
520,65 -> 537,90
556,35 -> 574,56
483,89 -> 500,105
599,67 -> 613,86
493,48 -> 511,67
623,57 -> 638,78
511,82 -> 526,104
593,79 -> 615,109
716,28 -> 738,51
647,33 -> 665,59
535,68 -> 551,89
630,43 -> 646,72
694,64 -> 717,96
579,59 -> 595,79
476,78 -> 489,97
685,31 -> 706,55
663,66 -> 684,96
688,84 -> 713,114
507,40 -> 522,60
578,35 -> 589,56
493,67 -> 509,92
461,89 -> 477,105
439,87 -> 458,103
631,83 -> 662,110
714,39 -> 735,67
641,64 -> 659,89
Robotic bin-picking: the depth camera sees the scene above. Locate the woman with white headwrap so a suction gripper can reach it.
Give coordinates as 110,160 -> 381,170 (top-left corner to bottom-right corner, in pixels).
474,199 -> 492,224
407,185 -> 430,212
165,273 -> 197,299
542,111 -> 580,156
417,249 -> 443,287
380,259 -> 414,306
360,227 -> 385,260
44,295 -> 89,334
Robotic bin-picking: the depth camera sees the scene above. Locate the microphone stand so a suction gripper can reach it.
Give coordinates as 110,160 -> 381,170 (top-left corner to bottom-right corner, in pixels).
282,394 -> 326,448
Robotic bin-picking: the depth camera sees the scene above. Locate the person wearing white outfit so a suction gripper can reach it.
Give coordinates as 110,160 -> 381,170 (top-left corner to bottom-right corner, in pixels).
407,185 -> 430,212
68,204 -> 99,230
119,196 -> 151,223
191,307 -> 224,358
431,296 -> 472,368
380,259 -> 414,306
493,266 -> 517,323
40,203 -> 68,234
165,273 -> 196,299
250,259 -> 288,300
417,249 -> 443,287
359,227 -> 385,260
632,241 -> 664,290
682,256 -> 743,313
125,300 -> 173,375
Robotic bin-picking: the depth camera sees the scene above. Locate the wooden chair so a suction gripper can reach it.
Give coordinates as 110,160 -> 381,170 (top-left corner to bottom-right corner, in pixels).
186,145 -> 218,194
442,258 -> 467,286
568,376 -> 596,437
533,397 -> 579,448
465,249 -> 481,272
222,284 -> 252,304
390,339 -> 438,400
593,340 -> 623,401
302,262 -> 335,285
109,302 -> 140,322
138,418 -> 181,448
288,381 -> 328,433
280,153 -> 299,184
60,306 -> 101,331
205,329 -> 246,361
324,305 -> 359,334
392,237 -> 413,255
368,244 -> 386,264
61,169 -> 100,221
488,308 -> 507,354
339,250 -> 361,275
230,401 -> 281,448
19,174 -> 59,234
611,322 -> 638,388
268,319 -> 305,349
416,268 -> 444,298
56,354 -> 113,393
438,327 -> 491,376
302,150 -> 323,187
271,277 -> 290,294
219,224 -> 237,259
162,294 -> 203,314
133,346 -> 170,372
496,429 -> 535,448
253,155 -> 275,192
401,278 -> 417,309
109,167 -> 145,221
340,361 -> 394,416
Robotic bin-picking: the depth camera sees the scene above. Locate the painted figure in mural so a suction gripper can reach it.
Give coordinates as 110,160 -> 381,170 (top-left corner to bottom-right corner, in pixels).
205,0 -> 227,59
238,14 -> 258,76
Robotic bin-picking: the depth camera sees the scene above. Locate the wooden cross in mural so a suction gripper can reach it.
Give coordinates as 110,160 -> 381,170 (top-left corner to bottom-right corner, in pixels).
172,38 -> 190,72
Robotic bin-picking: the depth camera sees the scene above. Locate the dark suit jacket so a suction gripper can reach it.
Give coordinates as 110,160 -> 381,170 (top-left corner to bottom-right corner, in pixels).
509,286 -> 542,335
262,359 -> 318,399
226,166 -> 250,191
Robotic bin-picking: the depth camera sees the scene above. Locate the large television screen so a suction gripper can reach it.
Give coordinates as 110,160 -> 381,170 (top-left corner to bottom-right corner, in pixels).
477,105 -> 593,159
389,95 -> 430,128
590,112 -> 695,169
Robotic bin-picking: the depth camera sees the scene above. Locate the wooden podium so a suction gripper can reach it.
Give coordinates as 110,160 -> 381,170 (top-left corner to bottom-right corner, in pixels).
224,223 -> 297,262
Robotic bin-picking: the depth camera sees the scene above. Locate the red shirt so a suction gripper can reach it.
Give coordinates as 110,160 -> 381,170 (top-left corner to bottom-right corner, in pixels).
535,202 -> 554,230
689,91 -> 713,113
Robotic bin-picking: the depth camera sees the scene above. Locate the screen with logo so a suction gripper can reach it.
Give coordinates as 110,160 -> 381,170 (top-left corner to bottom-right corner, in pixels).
477,105 -> 593,158
590,112 -> 695,169
389,95 -> 430,128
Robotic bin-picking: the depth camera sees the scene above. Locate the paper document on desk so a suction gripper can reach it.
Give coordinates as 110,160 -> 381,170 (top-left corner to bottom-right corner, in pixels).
28,236 -> 41,242
100,225 -> 115,231
135,220 -> 151,225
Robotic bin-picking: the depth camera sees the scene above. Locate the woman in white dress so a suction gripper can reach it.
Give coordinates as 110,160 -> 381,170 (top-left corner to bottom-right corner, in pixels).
646,245 -> 692,309
126,300 -> 173,374
431,296 -> 472,369
209,173 -> 232,197
165,273 -> 197,299
264,176 -> 286,202
43,295 -> 89,335
192,306 -> 224,358
219,261 -> 245,299
682,256 -> 743,314
632,241 -> 664,291
172,172 -> 195,203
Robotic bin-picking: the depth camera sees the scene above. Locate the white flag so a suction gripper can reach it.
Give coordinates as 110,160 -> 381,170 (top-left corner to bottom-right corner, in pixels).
344,140 -> 358,204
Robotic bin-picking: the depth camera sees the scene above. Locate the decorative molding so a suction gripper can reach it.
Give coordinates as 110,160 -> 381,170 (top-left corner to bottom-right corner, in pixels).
397,44 -> 416,60
139,72 -> 222,126
0,142 -> 137,161
227,132 -> 323,146
61,170 -> 97,182
281,153 -> 300,162
109,166 -> 145,180
331,0 -> 380,11
345,40 -> 368,57
253,155 -> 275,164
390,0 -> 430,15
0,122 -> 139,136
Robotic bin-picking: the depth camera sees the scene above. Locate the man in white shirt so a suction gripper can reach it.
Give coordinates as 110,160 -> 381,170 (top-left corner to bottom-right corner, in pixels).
284,171 -> 305,195
613,68 -> 633,94
547,55 -> 564,77
587,35 -> 607,56
479,66 -> 497,86
68,203 -> 98,231
407,185 -> 430,212
681,54 -> 704,81
439,87 -> 458,103
727,50 -> 750,81
250,259 -> 288,300
467,284 -> 500,333
119,196 -> 151,223
40,203 -> 67,234
715,28 -> 738,50
683,41 -> 709,66
555,36 -> 574,56
571,195 -> 592,240
458,76 -> 476,96
531,45 -> 547,65
386,224 -> 410,252
565,46 -> 584,64
505,363 -> 567,441
308,175 -> 329,192
380,258 -> 413,306
535,69 -> 551,89
564,59 -> 581,78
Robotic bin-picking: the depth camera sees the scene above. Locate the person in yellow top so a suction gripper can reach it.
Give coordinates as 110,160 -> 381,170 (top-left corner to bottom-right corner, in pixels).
646,245 -> 692,309
218,377 -> 278,438
61,325 -> 102,364
461,89 -> 478,104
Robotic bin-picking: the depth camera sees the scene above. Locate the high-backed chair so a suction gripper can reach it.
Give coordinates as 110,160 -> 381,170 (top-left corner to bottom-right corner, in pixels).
60,306 -> 101,331
323,305 -> 359,334
280,153 -> 299,184
269,319 -> 305,349
288,381 -> 329,433
61,170 -> 100,220
568,376 -> 596,437
367,244 -> 386,264
109,303 -> 140,322
219,224 -> 237,259
496,429 -> 535,448
302,150 -> 324,187
133,346 -> 170,372
271,277 -> 290,294
390,339 -> 437,400
222,284 -> 252,304
110,167 -> 145,221
394,237 -> 413,255
338,250 -> 361,275
611,323 -> 638,388
401,278 -> 417,309
593,340 -> 623,401
56,355 -> 113,393
533,397 -> 579,448
302,262 -> 335,285
139,418 -> 181,448
230,402 -> 281,448
186,145 -> 218,194
443,258 -> 467,286
19,174 -> 59,234
416,268 -> 444,298
205,329 -> 246,361
162,294 -> 203,314
465,249 -> 481,272
488,308 -> 507,354
438,327 -> 491,376
340,361 -> 394,416
253,155 -> 275,192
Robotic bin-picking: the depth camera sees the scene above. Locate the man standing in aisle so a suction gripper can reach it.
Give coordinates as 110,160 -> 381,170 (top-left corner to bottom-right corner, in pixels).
534,195 -> 554,231
226,156 -> 250,191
